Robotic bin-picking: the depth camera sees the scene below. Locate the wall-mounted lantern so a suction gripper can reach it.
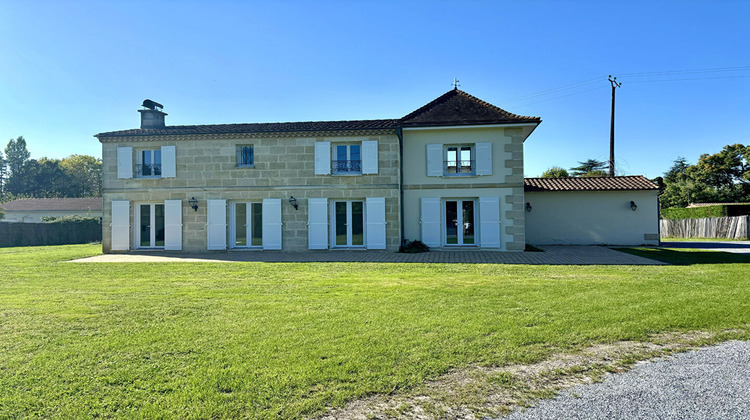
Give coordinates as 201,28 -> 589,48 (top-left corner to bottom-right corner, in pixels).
188,197 -> 199,212
630,200 -> 638,211
289,196 -> 298,210
526,202 -> 532,212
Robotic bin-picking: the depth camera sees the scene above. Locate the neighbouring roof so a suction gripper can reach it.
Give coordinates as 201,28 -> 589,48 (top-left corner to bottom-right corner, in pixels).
400,89 -> 541,127
1,198 -> 103,212
524,176 -> 659,192
95,89 -> 540,138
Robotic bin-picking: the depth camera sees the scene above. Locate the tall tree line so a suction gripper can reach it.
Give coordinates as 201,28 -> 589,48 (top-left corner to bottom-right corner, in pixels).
0,136 -> 102,199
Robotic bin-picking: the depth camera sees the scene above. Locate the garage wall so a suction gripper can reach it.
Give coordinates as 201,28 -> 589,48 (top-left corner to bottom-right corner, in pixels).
525,190 -> 659,245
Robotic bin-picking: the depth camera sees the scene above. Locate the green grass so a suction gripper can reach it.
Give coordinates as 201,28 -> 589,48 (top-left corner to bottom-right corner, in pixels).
1,244 -> 749,419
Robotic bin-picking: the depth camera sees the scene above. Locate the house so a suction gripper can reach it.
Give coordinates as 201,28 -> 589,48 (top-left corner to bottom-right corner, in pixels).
95,89 -> 657,253
0,198 -> 103,223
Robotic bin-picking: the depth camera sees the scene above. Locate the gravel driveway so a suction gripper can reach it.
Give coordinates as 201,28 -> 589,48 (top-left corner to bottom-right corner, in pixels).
502,340 -> 750,419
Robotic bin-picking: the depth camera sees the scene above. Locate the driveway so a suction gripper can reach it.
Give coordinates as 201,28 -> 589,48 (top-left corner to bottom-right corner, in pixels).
661,240 -> 750,255
503,340 -> 750,419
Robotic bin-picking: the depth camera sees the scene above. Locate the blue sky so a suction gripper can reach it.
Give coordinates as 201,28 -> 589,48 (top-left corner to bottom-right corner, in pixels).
1,0 -> 748,178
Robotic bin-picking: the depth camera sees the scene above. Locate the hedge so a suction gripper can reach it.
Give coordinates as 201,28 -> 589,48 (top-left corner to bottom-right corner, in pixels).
0,219 -> 101,247
660,205 -> 727,220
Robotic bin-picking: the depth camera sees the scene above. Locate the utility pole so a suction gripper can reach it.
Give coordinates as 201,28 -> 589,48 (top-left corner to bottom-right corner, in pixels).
608,75 -> 622,177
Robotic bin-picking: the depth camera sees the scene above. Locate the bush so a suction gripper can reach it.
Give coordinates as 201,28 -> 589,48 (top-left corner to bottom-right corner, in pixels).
661,206 -> 727,220
42,215 -> 101,223
399,240 -> 430,253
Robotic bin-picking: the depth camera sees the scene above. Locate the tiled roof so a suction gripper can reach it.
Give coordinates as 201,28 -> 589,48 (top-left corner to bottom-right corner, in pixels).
1,198 -> 103,211
524,176 -> 659,192
96,119 -> 399,138
400,89 -> 541,127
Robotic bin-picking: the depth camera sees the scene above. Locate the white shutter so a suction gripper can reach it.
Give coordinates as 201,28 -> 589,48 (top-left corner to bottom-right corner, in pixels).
365,197 -> 386,249
475,142 -> 492,176
307,198 -> 329,249
314,142 -> 331,175
117,147 -> 133,179
164,200 -> 182,250
420,197 -> 441,247
479,196 -> 501,248
207,199 -> 227,250
361,140 -> 378,175
426,144 -> 443,177
262,198 -> 282,250
111,200 -> 130,250
161,145 -> 176,178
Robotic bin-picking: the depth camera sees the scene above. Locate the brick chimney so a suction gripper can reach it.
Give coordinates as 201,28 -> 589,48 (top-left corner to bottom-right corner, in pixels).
138,99 -> 167,129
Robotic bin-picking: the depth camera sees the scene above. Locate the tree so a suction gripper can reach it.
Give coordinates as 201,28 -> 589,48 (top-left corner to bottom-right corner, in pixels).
5,136 -> 30,175
0,150 -> 6,196
569,159 -> 608,177
541,166 -> 569,178
60,155 -> 103,197
581,170 -> 609,178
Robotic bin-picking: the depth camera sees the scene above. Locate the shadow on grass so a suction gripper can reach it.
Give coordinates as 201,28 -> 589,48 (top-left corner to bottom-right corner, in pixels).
618,247 -> 750,265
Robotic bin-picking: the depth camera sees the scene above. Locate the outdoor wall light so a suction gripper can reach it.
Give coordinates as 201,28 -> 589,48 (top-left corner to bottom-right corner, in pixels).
526,202 -> 532,212
289,196 -> 298,210
630,200 -> 638,211
188,197 -> 199,212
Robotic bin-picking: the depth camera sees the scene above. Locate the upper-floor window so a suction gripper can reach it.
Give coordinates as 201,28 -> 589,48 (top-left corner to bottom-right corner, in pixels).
332,143 -> 362,174
445,144 -> 474,176
236,145 -> 254,167
137,149 -> 162,177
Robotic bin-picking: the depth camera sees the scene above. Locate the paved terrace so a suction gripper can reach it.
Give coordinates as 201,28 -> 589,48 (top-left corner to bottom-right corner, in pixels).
72,246 -> 665,265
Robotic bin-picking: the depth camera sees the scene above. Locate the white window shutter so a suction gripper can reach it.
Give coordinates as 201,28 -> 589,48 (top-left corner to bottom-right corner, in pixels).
420,197 -> 441,247
479,196 -> 501,248
426,144 -> 443,176
111,200 -> 130,250
365,197 -> 386,249
117,147 -> 133,179
475,142 -> 492,176
164,200 -> 182,250
161,145 -> 176,178
207,199 -> 227,250
314,142 -> 331,175
307,198 -> 328,249
361,140 -> 378,174
262,198 -> 282,250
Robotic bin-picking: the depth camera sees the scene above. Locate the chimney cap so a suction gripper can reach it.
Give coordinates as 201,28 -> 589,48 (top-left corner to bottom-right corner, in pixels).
142,99 -> 163,111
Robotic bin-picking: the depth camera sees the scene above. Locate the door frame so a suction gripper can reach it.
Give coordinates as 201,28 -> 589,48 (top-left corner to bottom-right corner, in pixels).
229,201 -> 263,249
134,202 -> 165,249
442,198 -> 478,247
329,199 -> 366,248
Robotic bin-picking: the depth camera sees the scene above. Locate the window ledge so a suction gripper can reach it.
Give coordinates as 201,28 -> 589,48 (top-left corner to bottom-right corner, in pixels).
235,165 -> 255,169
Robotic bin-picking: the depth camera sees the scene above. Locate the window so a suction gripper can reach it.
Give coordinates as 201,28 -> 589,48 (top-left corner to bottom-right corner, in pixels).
136,149 -> 162,177
236,145 -> 254,167
332,144 -> 361,174
231,202 -> 263,248
444,145 -> 474,175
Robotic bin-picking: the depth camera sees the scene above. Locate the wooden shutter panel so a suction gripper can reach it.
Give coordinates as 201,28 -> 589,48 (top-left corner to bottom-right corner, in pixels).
426,144 -> 443,177
161,145 -> 176,178
307,198 -> 328,249
361,140 -> 378,175
479,196 -> 501,248
314,142 -> 331,175
420,197 -> 441,247
262,198 -> 282,250
111,200 -> 130,250
206,199 -> 227,250
164,200 -> 182,250
117,147 -> 133,179
475,142 -> 492,176
365,197 -> 386,249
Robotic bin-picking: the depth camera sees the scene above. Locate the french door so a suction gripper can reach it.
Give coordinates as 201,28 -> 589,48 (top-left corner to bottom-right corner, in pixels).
136,203 -> 165,248
444,200 -> 476,246
230,202 -> 263,248
331,200 -> 364,247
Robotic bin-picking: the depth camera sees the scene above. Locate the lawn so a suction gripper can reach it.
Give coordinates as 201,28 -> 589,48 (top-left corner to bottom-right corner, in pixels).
0,244 -> 749,419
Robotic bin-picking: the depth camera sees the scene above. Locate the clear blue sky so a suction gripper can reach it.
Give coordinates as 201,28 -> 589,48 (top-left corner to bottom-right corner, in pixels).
1,0 -> 748,178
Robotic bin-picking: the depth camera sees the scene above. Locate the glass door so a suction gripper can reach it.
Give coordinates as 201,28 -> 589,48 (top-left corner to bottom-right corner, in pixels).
332,200 -> 364,247
231,202 -> 263,248
137,203 -> 165,248
444,200 -> 476,246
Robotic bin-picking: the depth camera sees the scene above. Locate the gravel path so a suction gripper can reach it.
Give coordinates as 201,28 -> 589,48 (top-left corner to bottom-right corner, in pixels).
503,340 -> 750,420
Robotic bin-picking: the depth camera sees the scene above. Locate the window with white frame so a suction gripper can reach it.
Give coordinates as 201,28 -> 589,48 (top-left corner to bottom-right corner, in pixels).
236,145 -> 254,167
136,149 -> 162,177
332,143 -> 361,174
444,144 -> 474,175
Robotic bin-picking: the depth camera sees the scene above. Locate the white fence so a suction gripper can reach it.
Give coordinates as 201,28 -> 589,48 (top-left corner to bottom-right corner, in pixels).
660,216 -> 750,239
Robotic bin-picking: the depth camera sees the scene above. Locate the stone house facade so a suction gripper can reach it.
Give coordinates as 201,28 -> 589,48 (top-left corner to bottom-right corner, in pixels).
96,89 -> 542,253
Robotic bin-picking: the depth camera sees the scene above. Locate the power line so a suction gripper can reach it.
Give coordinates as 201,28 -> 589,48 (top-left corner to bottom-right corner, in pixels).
621,74 -> 750,84
619,65 -> 750,77
500,76 -> 604,104
508,86 -> 608,110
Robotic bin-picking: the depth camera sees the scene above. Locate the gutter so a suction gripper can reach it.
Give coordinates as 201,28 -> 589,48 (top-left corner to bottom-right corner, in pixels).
397,127 -> 405,246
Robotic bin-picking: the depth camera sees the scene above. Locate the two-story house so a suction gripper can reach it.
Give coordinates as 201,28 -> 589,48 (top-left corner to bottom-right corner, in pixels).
96,89 -> 541,253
